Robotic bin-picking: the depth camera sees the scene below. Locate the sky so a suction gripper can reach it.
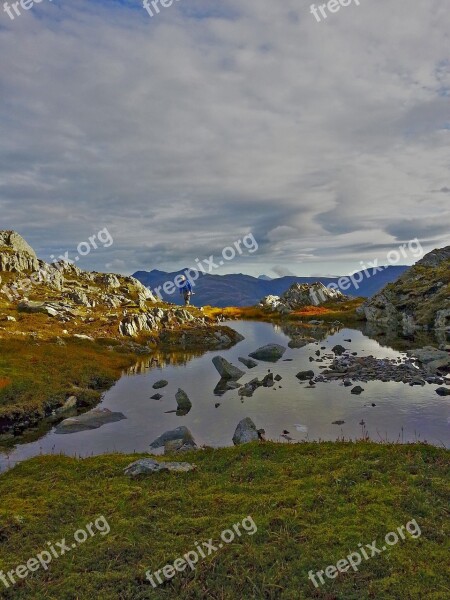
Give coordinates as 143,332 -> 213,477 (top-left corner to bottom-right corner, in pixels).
0,0 -> 449,278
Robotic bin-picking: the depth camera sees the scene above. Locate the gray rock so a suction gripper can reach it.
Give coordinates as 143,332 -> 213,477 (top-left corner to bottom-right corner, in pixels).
248,344 -> 286,362
55,396 -> 77,414
151,393 -> 163,400
351,386 -> 365,395
150,426 -> 195,449
238,357 -> 258,369
296,370 -> 315,381
332,345 -> 346,356
124,458 -> 195,477
436,387 -> 450,396
153,380 -> 168,389
232,417 -> 260,445
164,439 -> 197,454
55,408 -> 126,434
175,388 -> 192,410
212,356 -> 245,380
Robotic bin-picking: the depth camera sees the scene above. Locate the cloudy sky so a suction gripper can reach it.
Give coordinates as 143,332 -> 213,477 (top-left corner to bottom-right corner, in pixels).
0,0 -> 449,277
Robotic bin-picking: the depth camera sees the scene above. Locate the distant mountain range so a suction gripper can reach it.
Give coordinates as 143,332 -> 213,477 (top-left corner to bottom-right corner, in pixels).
133,266 -> 409,308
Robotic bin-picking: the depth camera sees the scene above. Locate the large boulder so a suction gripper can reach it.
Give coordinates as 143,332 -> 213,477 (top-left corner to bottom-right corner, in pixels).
150,426 -> 195,449
0,230 -> 40,273
55,408 -> 126,434
212,356 -> 245,379
406,347 -> 450,373
232,417 -> 260,445
249,344 -> 286,362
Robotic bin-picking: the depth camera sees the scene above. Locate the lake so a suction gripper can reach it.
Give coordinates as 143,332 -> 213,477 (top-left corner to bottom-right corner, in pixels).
1,320 -> 449,472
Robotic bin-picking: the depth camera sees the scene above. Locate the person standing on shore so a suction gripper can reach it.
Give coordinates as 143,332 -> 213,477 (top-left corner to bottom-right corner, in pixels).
178,275 -> 193,306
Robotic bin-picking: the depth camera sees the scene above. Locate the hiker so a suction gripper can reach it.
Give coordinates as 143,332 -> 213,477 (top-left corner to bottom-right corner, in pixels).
178,275 -> 193,306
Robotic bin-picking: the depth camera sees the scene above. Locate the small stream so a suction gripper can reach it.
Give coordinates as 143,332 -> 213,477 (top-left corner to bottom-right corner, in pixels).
1,321 -> 449,472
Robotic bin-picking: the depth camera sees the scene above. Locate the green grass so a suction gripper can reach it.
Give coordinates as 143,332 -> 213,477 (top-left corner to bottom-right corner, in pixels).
0,442 -> 448,599
0,338 -> 136,436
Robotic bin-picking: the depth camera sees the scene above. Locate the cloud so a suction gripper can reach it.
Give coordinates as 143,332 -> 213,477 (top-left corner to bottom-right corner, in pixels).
0,0 -> 449,276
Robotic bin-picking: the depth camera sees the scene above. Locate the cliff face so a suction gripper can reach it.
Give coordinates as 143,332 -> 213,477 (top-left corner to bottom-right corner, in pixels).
358,246 -> 450,332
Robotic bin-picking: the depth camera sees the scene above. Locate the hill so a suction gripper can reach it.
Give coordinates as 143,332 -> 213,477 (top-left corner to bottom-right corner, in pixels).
133,266 -> 408,308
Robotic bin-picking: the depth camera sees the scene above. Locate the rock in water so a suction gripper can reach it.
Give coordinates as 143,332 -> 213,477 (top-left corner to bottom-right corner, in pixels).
351,386 -> 365,395
153,380 -> 169,389
238,357 -> 258,369
124,458 -> 195,477
175,389 -> 192,411
212,356 -> 245,379
55,408 -> 126,434
232,417 -> 260,445
150,426 -> 195,449
332,345 -> 346,356
296,370 -> 315,381
436,387 -> 450,396
248,344 -> 286,362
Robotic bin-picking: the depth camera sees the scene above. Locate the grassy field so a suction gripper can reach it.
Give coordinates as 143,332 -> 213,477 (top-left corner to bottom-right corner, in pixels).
0,442 -> 448,599
0,337 -> 137,437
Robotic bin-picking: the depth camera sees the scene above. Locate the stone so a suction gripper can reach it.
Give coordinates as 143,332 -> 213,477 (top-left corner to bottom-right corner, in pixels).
351,386 -> 365,395
238,357 -> 258,369
332,345 -> 346,356
150,426 -> 195,449
262,373 -> 274,387
248,344 -> 286,362
212,356 -> 245,380
164,439 -> 197,454
296,370 -> 315,381
153,380 -> 168,389
232,417 -> 260,445
436,387 -> 450,396
55,408 -> 126,434
124,458 -> 195,477
55,396 -> 77,414
175,389 -> 192,411
151,393 -> 163,400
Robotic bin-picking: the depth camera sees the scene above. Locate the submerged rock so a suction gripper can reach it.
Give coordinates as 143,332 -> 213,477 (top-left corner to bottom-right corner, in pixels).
436,387 -> 450,396
55,408 -> 126,434
153,380 -> 168,389
238,357 -> 258,369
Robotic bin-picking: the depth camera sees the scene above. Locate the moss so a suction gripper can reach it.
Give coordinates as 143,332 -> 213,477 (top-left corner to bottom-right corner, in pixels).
0,442 -> 448,599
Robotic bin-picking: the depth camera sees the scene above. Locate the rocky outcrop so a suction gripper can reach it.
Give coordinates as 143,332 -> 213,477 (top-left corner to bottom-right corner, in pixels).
260,282 -> 346,313
358,246 -> 450,332
0,231 -> 40,273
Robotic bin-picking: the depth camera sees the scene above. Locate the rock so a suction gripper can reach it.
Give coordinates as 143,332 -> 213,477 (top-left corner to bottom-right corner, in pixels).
150,426 -> 195,449
260,282 -> 346,313
73,334 -> 94,341
262,373 -> 274,387
175,388 -> 192,411
232,417 -> 260,445
18,300 -> 59,317
351,386 -> 365,395
332,344 -> 346,356
153,380 -> 168,389
124,458 -> 195,477
274,374 -> 282,381
212,356 -> 245,379
436,387 -> 450,396
55,408 -> 126,434
248,344 -> 286,362
151,393 -> 163,400
0,230 -> 40,273
332,420 -> 345,425
238,357 -> 258,369
406,347 -> 450,373
164,439 -> 197,454
55,396 -> 77,414
296,370 -> 315,381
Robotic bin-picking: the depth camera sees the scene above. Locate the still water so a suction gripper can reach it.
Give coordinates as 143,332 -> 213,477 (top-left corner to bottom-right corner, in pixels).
1,321 -> 449,472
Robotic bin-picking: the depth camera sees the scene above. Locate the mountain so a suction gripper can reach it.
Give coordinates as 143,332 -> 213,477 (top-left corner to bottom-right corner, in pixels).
358,246 -> 450,332
133,266 -> 409,308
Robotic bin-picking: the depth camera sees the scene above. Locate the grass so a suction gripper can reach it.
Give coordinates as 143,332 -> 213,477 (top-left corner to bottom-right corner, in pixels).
204,298 -> 365,325
0,337 -> 136,436
0,442 -> 448,599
